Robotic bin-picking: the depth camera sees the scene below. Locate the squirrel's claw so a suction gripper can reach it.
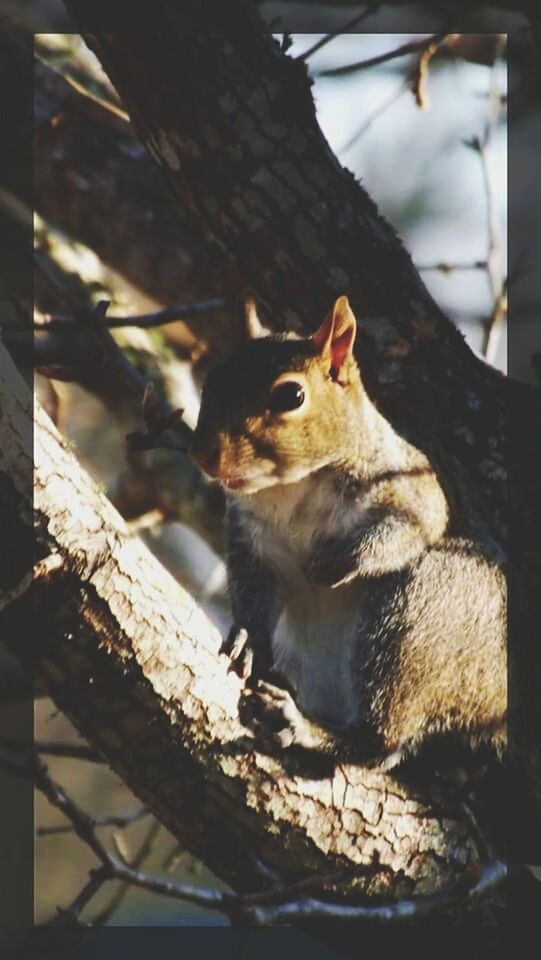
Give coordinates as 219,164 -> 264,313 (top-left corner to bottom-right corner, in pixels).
221,624 -> 275,685
220,625 -> 254,681
221,624 -> 248,662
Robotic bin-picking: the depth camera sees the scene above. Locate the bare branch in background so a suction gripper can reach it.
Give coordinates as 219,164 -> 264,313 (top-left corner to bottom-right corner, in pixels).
338,80 -> 407,155
1,245 -> 223,555
25,251 -> 224,554
9,291 -> 194,449
229,860 -> 507,925
2,753 -> 506,928
484,282 -> 508,366
47,866 -> 110,927
12,755 -> 231,924
33,299 -> 195,452
316,31 -> 454,79
297,5 -> 380,62
337,30 -> 456,155
92,818 -> 162,926
38,806 -> 148,837
410,33 -> 456,109
6,297 -> 228,332
417,260 -> 488,273
464,35 -> 507,363
0,737 -> 103,764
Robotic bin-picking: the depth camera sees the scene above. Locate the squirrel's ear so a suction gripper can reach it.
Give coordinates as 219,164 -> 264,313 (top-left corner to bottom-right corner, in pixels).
239,291 -> 269,340
313,296 -> 357,378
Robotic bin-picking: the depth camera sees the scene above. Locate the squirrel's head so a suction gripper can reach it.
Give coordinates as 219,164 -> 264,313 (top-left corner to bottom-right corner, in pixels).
190,296 -> 365,494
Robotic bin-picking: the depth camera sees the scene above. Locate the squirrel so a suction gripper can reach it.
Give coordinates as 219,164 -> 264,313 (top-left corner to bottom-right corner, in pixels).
190,295 -> 506,770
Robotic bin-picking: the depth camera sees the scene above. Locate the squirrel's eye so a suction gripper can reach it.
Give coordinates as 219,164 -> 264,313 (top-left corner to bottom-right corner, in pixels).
269,381 -> 305,413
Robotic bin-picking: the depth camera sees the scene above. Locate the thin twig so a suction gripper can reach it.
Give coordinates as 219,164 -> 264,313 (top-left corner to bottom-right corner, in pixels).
459,800 -> 493,862
483,283 -> 508,366
2,298 -> 228,332
338,80 -> 407,155
236,859 -> 507,925
92,818 -> 162,926
0,737 -> 103,764
37,298 -> 192,453
46,866 -> 110,926
36,53 -> 130,124
163,842 -> 191,873
7,290 -> 194,454
39,806 -> 148,837
410,34 -> 455,109
27,755 -> 231,919
240,865 -> 371,908
417,260 -> 488,273
298,6 -> 380,62
467,34 -> 507,362
317,32 -> 451,79
32,756 -> 113,864
105,298 -> 227,327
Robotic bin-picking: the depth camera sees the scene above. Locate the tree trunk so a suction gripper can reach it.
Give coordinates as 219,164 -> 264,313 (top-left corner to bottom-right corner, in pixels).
1,342 -> 484,907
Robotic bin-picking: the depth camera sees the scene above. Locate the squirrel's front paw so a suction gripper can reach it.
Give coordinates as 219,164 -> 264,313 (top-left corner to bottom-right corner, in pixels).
241,681 -> 328,752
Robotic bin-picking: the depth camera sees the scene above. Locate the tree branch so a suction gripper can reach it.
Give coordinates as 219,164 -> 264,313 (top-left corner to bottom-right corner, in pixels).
296,6 -> 380,62
316,31 -> 453,79
0,738 -> 103,764
29,299 -> 228,331
0,339 -> 496,918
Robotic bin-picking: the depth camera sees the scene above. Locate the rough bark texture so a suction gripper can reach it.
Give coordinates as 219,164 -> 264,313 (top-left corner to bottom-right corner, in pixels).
1,342 -> 483,906
63,0 -> 539,852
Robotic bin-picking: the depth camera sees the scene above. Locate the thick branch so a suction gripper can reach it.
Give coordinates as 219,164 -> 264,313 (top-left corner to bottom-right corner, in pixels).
0,340 -> 490,911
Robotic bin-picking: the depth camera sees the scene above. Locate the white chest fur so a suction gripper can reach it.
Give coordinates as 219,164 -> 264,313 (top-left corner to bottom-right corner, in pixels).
240,471 -> 366,728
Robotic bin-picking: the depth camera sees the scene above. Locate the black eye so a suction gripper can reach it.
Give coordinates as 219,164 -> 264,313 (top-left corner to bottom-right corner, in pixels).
269,381 -> 305,413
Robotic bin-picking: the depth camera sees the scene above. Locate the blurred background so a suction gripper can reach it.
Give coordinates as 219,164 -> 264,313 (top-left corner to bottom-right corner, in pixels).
1,0 -> 538,929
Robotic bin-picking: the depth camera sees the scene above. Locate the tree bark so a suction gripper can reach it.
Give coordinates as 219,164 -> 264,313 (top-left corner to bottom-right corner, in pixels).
1,341 -> 483,907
